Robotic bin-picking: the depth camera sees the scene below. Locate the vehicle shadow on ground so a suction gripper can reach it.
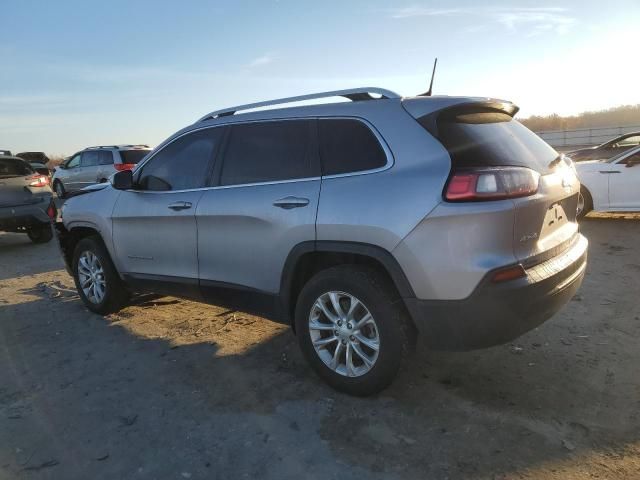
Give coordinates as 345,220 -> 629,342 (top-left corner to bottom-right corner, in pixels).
2,274 -> 639,479
0,234 -> 64,281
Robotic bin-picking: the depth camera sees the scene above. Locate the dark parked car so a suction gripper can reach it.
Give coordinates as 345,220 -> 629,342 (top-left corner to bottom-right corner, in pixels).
567,132 -> 640,162
16,151 -> 50,164
15,152 -> 52,178
0,156 -> 56,243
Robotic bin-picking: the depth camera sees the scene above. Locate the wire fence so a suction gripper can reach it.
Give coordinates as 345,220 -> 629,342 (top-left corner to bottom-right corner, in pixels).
536,125 -> 640,148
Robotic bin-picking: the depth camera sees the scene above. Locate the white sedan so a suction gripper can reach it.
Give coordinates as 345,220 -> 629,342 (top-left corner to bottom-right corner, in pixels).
575,145 -> 640,218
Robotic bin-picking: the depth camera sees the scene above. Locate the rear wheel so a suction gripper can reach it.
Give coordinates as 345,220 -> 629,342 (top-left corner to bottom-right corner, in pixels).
295,265 -> 412,396
54,180 -> 66,198
72,236 -> 129,314
577,187 -> 593,220
27,225 -> 53,243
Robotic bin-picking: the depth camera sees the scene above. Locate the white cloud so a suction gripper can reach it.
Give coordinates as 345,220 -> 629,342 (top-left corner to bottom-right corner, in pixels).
247,53 -> 276,68
389,6 -> 576,35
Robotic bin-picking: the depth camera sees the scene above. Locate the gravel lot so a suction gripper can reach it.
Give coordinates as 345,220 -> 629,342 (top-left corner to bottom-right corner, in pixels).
1,214 -> 640,479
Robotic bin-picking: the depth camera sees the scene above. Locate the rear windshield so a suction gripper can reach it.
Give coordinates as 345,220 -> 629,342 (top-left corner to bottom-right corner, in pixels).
120,150 -> 150,165
424,110 -> 558,174
0,158 -> 33,177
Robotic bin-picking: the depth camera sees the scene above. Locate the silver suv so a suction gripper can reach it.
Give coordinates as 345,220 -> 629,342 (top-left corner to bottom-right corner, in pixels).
51,145 -> 151,197
55,88 -> 588,395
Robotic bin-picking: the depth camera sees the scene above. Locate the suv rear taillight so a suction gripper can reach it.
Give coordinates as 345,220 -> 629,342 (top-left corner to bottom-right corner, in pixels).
47,200 -> 57,220
445,167 -> 539,202
114,163 -> 136,171
27,174 -> 50,187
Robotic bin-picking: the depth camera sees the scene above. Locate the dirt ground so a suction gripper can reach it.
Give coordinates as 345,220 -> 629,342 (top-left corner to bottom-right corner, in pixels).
1,214 -> 640,480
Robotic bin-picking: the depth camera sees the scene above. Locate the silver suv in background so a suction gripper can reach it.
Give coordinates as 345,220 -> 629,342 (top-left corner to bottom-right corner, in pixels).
0,155 -> 56,243
55,88 -> 587,395
52,145 -> 151,197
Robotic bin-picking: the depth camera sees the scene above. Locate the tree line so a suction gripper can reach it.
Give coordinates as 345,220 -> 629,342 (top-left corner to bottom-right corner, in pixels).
520,104 -> 640,132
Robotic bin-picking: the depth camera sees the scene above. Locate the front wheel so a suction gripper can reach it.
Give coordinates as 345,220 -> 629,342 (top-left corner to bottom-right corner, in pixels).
27,225 -> 53,244
72,236 -> 129,314
295,266 -> 412,396
577,187 -> 593,220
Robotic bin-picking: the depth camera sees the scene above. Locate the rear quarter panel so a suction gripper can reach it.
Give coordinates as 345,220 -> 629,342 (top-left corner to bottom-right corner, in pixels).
316,104 -> 451,252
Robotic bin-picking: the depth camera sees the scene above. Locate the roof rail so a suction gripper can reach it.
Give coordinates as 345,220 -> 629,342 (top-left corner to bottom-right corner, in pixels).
197,87 -> 401,122
84,145 -> 118,150
84,144 -> 150,150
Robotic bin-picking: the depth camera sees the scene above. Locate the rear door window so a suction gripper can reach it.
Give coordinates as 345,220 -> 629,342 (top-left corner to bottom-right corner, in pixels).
99,151 -> 114,165
219,120 -> 316,186
81,151 -> 100,167
138,128 -> 222,191
318,119 -> 387,176
425,110 -> 558,173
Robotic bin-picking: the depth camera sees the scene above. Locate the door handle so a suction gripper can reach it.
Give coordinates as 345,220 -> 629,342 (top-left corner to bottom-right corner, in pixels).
599,171 -> 620,174
273,196 -> 310,209
168,201 -> 193,211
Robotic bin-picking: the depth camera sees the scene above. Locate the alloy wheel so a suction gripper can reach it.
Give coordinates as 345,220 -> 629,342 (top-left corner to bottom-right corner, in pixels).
77,251 -> 106,304
308,291 -> 380,377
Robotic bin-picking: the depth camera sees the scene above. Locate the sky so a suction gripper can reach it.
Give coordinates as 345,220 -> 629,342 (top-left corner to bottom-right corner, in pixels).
1,0 -> 639,155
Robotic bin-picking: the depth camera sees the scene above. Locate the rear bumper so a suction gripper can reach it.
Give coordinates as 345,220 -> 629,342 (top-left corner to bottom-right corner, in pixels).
405,234 -> 588,351
0,200 -> 50,231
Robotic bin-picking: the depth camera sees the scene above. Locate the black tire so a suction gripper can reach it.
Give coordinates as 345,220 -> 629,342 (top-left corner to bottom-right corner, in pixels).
27,225 -> 53,244
53,180 -> 66,199
295,265 -> 412,396
72,236 -> 129,315
577,187 -> 593,220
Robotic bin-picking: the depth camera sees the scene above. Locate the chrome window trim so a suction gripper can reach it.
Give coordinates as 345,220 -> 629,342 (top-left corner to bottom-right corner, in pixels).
126,176 -> 322,194
131,116 -> 393,194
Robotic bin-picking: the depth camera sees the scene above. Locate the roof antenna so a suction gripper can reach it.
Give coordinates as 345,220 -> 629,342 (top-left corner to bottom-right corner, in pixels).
420,58 -> 438,96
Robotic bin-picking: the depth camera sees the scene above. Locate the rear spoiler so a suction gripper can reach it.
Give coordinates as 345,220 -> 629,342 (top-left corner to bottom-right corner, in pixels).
402,98 -> 519,138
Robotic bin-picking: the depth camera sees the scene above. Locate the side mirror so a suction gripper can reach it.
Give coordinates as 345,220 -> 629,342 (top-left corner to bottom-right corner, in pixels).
111,169 -> 133,190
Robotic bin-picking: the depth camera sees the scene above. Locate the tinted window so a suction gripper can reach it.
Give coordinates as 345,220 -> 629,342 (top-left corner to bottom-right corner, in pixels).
120,150 -> 149,165
220,120 -> 315,186
99,151 -> 114,165
428,110 -> 558,173
81,151 -> 100,167
138,128 -> 221,191
318,119 -> 387,176
0,158 -> 33,177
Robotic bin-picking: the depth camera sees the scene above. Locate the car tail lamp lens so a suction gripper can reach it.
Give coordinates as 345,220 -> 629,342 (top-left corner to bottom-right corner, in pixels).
47,200 -> 57,220
114,163 -> 136,171
27,174 -> 49,187
445,167 -> 540,202
491,264 -> 526,283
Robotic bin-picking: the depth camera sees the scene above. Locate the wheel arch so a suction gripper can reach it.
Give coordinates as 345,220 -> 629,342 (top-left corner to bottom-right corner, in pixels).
56,223 -> 108,275
280,241 -> 416,328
